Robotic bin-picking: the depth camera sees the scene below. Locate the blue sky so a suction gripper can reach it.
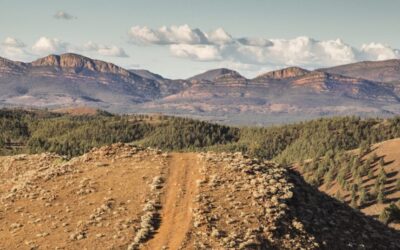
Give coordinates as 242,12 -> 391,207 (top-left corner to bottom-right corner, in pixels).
1,0 -> 399,78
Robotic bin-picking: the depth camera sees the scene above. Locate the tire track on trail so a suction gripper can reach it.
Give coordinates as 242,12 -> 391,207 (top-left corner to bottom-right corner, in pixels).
143,153 -> 200,250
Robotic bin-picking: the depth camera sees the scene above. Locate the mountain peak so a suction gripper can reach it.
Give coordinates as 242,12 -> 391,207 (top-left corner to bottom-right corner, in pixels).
256,67 -> 310,80
188,68 -> 247,84
30,53 -> 131,76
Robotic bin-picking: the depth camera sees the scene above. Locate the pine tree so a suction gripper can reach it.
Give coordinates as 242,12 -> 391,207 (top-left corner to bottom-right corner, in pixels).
358,187 -> 367,206
377,187 -> 386,204
378,167 -> 387,185
350,196 -> 358,208
335,190 -> 343,202
379,157 -> 385,167
395,179 -> 400,191
379,208 -> 390,225
367,168 -> 374,179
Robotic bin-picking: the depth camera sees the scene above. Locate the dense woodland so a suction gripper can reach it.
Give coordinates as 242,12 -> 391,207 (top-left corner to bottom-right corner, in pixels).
2,109 -> 400,162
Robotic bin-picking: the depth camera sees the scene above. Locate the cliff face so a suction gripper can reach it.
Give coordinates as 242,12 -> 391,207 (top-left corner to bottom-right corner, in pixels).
31,53 -> 131,76
255,67 -> 310,80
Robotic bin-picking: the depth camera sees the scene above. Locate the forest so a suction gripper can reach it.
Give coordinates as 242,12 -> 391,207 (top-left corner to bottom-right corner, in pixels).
2,108 -> 400,163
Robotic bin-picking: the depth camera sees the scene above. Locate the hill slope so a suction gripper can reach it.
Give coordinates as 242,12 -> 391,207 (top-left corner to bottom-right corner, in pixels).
319,59 -> 400,83
295,138 -> 400,230
1,144 -> 400,249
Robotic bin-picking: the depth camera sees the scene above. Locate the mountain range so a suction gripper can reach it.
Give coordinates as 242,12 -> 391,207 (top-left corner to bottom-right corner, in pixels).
1,53 -> 400,125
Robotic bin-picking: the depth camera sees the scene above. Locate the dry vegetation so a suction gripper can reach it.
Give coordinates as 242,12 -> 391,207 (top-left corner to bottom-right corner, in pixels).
0,143 -> 168,249
1,144 -> 400,249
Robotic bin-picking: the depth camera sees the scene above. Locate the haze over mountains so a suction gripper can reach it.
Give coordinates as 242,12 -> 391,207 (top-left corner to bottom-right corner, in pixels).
1,53 -> 400,125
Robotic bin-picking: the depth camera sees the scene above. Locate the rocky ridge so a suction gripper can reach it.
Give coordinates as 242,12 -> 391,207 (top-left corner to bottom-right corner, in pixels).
1,144 -> 400,249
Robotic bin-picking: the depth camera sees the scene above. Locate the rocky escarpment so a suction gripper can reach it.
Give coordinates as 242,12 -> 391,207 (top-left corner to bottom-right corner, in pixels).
255,66 -> 310,80
31,54 -> 132,76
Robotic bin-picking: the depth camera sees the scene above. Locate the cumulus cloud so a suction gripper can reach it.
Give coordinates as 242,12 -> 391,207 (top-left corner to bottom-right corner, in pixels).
0,36 -> 129,61
360,43 -> 400,61
32,37 -> 69,55
54,11 -> 76,20
170,44 -> 221,61
128,24 -> 208,45
128,24 -> 400,70
83,41 -> 129,57
2,37 -> 26,48
0,37 -> 31,61
207,28 -> 233,45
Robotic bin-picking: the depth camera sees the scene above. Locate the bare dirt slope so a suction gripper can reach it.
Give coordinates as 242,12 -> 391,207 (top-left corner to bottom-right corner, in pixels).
1,144 -> 400,249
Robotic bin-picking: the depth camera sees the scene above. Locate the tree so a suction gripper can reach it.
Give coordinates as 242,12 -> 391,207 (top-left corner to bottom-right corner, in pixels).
377,187 -> 386,204
335,190 -> 343,202
379,203 -> 400,225
396,179 -> 400,191
358,187 -> 367,207
379,157 -> 385,167
359,141 -> 370,156
378,167 -> 387,185
350,196 -> 358,208
367,168 -> 374,179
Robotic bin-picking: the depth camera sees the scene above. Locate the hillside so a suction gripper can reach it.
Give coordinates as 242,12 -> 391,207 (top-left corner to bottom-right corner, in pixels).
295,138 -> 400,229
2,54 -> 400,125
1,144 -> 400,249
319,59 -> 400,83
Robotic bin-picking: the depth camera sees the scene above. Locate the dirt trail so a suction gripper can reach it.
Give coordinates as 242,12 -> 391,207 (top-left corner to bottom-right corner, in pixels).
144,153 -> 200,250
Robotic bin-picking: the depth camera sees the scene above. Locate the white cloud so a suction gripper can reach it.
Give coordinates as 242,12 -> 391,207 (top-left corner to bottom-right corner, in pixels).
28,38 -> 129,58
360,43 -> 400,61
2,37 -> 26,48
128,24 -> 209,45
237,37 -> 273,47
54,11 -> 76,20
128,24 -> 400,70
207,28 -> 233,45
170,44 -> 221,61
83,41 -> 128,57
0,37 -> 30,61
32,37 -> 69,55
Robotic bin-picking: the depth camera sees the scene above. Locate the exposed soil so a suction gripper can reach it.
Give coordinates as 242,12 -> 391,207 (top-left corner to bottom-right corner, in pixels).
143,153 -> 200,250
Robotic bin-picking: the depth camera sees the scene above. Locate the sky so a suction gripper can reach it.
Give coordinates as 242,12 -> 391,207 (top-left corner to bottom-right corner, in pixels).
1,0 -> 400,78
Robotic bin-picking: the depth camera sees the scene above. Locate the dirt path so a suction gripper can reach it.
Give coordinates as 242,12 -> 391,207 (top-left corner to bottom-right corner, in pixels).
144,153 -> 200,250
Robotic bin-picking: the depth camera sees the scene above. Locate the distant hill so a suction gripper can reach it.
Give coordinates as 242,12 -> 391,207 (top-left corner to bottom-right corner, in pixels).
2,54 -> 400,125
319,59 -> 400,83
0,53 -> 186,112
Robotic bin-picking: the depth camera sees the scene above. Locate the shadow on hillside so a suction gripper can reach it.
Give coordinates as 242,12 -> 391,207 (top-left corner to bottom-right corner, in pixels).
285,170 -> 400,249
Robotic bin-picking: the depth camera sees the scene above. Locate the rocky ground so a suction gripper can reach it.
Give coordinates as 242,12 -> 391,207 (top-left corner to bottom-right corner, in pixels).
1,144 -> 400,249
0,143 -> 168,249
